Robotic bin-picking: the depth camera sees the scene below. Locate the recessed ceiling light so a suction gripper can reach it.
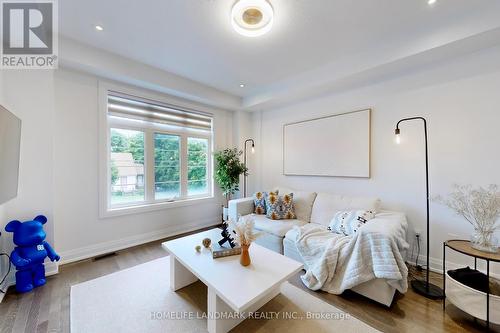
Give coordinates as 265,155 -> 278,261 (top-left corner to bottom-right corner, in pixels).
95,25 -> 104,31
239,84 -> 245,88
428,0 -> 436,5
231,0 -> 274,37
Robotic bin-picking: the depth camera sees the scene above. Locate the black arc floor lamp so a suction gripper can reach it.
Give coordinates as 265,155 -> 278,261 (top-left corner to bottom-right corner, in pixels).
243,138 -> 255,197
395,117 -> 444,299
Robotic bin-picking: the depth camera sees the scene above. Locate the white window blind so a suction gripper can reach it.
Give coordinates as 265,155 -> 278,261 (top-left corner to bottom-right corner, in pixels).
107,92 -> 213,132
103,90 -> 213,213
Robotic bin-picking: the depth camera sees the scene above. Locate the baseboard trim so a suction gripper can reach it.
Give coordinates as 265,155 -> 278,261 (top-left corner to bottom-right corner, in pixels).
58,218 -> 220,265
408,253 -> 500,280
0,261 -> 58,303
0,218 -> 219,303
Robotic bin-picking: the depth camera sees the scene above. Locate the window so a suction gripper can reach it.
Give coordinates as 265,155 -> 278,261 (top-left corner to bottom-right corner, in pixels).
154,133 -> 180,199
104,90 -> 213,212
188,137 -> 209,196
110,129 -> 145,205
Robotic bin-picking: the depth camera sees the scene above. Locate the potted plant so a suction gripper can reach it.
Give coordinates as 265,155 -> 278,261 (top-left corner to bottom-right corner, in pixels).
214,148 -> 247,220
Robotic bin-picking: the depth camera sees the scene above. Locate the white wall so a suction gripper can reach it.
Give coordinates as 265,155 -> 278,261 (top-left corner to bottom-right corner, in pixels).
251,45 -> 500,273
53,68 -> 233,262
0,65 -> 234,292
232,110 -> 254,198
0,202 -> 6,298
0,70 -> 58,290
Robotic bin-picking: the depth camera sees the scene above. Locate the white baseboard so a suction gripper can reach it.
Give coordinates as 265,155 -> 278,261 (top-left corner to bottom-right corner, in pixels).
0,260 -> 59,303
0,218 -> 219,303
58,217 -> 220,265
408,253 -> 500,280
0,289 -> 5,303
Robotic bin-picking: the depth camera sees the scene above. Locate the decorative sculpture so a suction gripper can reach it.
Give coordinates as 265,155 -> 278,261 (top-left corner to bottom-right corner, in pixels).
5,215 -> 60,293
218,221 -> 236,248
202,238 -> 212,248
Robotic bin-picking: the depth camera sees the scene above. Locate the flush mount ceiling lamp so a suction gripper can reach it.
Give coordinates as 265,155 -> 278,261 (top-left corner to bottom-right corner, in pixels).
231,0 -> 274,37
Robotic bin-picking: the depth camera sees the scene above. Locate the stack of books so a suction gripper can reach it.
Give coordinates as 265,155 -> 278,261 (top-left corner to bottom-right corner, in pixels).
212,244 -> 241,258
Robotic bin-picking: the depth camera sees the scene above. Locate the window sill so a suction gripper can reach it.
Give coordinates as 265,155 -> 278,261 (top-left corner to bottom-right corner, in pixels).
100,196 -> 217,219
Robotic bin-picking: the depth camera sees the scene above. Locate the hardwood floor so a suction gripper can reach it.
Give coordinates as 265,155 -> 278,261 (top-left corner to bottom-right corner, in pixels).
289,266 -> 499,333
0,230 -> 498,333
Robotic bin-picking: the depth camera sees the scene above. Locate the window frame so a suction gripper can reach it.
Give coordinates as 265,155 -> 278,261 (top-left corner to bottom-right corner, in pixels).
99,81 -> 214,218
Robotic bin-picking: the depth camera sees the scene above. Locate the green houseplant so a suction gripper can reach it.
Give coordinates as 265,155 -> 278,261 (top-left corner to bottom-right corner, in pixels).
214,148 -> 247,219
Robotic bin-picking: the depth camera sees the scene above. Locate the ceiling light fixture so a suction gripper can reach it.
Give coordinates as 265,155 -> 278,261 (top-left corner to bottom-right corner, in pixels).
428,0 -> 436,5
239,84 -> 245,88
231,0 -> 274,37
95,25 -> 104,31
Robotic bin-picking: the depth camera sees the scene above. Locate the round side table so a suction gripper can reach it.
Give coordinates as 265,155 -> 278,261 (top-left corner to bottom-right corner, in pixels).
443,239 -> 500,330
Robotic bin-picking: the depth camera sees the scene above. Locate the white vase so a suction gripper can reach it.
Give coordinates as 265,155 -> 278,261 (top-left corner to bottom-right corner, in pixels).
222,207 -> 229,221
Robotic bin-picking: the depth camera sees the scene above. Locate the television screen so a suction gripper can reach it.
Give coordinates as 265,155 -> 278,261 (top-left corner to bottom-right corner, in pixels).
0,105 -> 21,204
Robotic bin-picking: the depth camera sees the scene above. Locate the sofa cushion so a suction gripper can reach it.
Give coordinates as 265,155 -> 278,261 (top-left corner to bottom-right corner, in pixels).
266,192 -> 296,220
310,192 -> 381,226
250,214 -> 307,237
274,187 -> 317,222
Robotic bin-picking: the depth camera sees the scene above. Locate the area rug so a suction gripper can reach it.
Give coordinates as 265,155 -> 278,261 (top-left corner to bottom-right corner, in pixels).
70,256 -> 379,333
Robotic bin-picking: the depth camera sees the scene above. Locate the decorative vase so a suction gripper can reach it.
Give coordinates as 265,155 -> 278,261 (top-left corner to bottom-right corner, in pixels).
240,244 -> 251,266
222,206 -> 229,221
471,227 -> 499,253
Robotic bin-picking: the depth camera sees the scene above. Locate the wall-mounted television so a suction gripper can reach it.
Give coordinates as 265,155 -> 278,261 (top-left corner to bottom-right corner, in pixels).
0,105 -> 21,204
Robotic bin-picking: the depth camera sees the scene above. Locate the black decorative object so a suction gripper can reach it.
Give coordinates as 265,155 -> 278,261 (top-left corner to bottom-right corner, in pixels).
218,221 -> 236,248
243,138 -> 255,197
395,117 -> 444,300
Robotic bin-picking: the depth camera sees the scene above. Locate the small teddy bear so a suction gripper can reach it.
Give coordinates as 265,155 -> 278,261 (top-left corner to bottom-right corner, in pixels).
5,215 -> 60,293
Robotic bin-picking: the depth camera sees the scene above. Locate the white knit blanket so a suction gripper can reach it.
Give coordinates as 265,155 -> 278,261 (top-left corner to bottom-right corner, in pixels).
295,212 -> 409,294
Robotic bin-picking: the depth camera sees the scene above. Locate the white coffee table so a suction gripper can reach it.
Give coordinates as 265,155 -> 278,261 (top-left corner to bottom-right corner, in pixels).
162,228 -> 303,333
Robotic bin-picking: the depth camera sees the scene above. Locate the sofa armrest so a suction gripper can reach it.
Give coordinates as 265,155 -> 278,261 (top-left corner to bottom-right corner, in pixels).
228,197 -> 254,222
361,211 -> 409,252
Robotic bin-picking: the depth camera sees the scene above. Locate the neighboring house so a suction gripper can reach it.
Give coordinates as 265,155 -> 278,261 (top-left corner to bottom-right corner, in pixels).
110,152 -> 144,193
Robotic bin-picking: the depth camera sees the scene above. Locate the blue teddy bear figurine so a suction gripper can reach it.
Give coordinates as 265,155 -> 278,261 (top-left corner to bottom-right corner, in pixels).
5,215 -> 60,293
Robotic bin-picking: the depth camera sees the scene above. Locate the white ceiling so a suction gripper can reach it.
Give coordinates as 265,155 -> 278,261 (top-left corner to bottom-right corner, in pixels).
59,0 -> 500,109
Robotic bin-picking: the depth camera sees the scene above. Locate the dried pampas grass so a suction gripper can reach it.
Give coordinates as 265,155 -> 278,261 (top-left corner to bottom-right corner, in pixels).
229,215 -> 262,246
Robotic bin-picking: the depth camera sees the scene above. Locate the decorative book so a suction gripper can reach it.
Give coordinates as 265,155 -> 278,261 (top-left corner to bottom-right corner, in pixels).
212,244 -> 241,259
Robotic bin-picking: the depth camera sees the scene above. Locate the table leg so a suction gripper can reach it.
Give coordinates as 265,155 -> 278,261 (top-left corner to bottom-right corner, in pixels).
442,243 -> 446,311
207,285 -> 281,333
207,287 -> 242,333
487,260 -> 490,330
170,255 -> 198,291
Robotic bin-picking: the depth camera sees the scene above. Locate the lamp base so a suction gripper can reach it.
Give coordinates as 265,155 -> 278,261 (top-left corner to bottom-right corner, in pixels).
411,279 -> 444,299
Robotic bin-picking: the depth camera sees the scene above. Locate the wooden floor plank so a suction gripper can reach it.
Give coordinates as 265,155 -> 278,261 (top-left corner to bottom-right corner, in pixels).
0,225 -> 498,333
11,291 -> 33,333
0,294 -> 19,333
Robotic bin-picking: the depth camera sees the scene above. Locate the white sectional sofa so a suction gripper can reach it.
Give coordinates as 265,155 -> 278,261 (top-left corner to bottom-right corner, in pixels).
228,187 -> 408,307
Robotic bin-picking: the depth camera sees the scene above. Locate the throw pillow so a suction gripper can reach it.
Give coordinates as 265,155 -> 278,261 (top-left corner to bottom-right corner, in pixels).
253,191 -> 278,215
266,192 -> 297,220
274,187 -> 317,222
328,210 -> 376,236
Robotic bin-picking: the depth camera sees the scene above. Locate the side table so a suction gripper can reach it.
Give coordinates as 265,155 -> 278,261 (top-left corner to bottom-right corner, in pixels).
443,239 -> 500,330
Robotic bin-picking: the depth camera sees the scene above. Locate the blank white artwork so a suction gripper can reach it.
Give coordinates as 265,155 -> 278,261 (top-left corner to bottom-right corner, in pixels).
283,109 -> 370,178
